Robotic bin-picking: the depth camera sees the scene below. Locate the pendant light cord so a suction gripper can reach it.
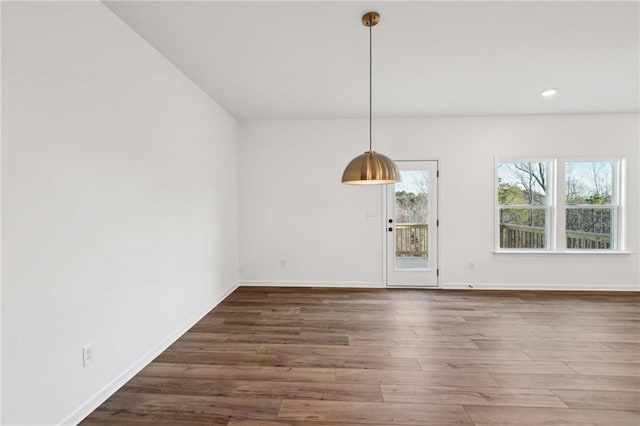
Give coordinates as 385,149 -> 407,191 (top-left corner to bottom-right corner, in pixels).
369,24 -> 373,152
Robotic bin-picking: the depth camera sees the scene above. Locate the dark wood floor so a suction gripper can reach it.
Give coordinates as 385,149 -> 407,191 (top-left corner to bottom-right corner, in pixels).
83,287 -> 640,425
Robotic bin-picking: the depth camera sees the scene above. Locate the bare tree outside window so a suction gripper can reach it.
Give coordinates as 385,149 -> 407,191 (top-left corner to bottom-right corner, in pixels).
395,171 -> 428,223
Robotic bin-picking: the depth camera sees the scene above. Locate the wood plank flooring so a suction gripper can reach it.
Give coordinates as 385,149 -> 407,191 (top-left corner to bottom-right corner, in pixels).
82,287 -> 640,425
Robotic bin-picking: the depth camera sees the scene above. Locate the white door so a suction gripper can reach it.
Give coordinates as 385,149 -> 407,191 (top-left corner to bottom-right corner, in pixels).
386,161 -> 438,287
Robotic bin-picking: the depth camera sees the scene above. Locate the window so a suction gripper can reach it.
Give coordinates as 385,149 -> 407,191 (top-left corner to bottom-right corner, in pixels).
495,158 -> 624,252
497,161 -> 550,250
564,161 -> 619,250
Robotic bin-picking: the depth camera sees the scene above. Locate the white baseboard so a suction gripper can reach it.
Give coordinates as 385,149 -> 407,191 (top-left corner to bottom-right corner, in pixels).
441,282 -> 639,291
59,282 -> 239,425
241,281 -> 638,292
239,280 -> 384,288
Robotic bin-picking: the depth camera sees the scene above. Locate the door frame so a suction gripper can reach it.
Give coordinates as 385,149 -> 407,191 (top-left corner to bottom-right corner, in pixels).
382,159 -> 440,288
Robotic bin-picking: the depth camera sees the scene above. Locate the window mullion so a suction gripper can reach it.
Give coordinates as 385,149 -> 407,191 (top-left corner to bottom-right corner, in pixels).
555,159 -> 566,252
616,160 -> 624,251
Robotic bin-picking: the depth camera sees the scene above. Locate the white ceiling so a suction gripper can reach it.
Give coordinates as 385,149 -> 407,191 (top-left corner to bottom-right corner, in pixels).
104,1 -> 639,120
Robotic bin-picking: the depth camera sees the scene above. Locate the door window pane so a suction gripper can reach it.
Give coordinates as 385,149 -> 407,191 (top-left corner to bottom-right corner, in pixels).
394,170 -> 429,270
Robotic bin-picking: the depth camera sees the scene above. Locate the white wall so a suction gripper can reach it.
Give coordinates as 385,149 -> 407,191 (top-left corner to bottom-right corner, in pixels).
239,114 -> 639,290
2,2 -> 238,424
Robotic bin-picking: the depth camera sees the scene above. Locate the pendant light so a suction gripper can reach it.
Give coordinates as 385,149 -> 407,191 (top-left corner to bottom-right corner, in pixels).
342,11 -> 399,185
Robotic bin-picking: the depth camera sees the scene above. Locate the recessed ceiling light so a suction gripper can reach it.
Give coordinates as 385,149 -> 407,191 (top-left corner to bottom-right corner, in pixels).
541,88 -> 558,97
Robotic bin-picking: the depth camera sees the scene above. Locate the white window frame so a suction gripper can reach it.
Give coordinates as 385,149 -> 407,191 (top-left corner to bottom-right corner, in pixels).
495,157 -> 626,254
494,158 -> 554,252
558,158 -> 623,252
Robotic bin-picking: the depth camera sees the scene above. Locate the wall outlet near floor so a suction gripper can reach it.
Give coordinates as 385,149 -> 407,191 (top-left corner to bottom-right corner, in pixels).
82,343 -> 95,367
280,260 -> 287,269
468,262 -> 475,271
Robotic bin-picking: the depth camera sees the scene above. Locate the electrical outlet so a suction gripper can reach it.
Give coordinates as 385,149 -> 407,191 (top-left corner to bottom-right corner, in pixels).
280,260 -> 287,269
82,344 -> 95,367
468,262 -> 475,271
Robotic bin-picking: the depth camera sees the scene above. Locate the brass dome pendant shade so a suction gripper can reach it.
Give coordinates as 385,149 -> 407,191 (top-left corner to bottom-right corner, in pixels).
341,151 -> 398,184
342,12 -> 399,185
